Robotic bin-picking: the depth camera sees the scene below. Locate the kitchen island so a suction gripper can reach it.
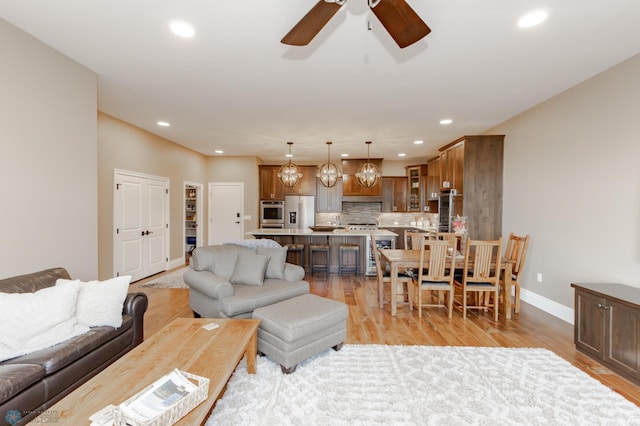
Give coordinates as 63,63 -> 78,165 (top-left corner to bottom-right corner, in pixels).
247,228 -> 398,275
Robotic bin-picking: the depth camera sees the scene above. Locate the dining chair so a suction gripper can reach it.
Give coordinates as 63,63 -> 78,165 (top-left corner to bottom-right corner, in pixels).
411,238 -> 457,318
453,238 -> 503,321
404,230 -> 429,250
433,232 -> 457,241
370,234 -> 412,310
501,233 -> 530,314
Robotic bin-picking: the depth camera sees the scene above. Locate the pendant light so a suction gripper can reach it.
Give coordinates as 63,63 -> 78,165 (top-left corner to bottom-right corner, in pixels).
317,141 -> 342,188
355,141 -> 381,188
277,142 -> 303,187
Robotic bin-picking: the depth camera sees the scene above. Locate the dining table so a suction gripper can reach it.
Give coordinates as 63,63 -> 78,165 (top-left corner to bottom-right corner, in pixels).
378,249 -> 515,319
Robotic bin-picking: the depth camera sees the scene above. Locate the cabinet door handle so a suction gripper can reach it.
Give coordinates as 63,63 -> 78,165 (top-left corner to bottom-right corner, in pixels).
597,303 -> 610,310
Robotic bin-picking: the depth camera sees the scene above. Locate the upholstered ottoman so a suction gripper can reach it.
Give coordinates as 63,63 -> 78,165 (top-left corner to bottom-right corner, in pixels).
252,294 -> 348,374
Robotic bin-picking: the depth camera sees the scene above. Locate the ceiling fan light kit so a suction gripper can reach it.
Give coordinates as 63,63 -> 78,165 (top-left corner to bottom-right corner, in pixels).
281,0 -> 430,48
277,142 -> 304,187
355,141 -> 381,188
317,141 -> 342,187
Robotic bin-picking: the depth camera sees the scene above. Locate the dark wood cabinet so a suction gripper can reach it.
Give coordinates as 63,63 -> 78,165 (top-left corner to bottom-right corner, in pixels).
382,177 -> 407,212
437,135 -> 503,240
259,165 -> 316,200
259,165 -> 284,200
439,142 -> 464,193
316,177 -> 343,212
283,166 -> 317,196
341,158 -> 383,197
572,283 -> 640,384
405,165 -> 427,212
426,157 -> 440,201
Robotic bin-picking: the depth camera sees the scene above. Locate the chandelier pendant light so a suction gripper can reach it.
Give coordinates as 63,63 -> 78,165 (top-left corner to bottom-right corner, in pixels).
355,141 -> 381,188
277,142 -> 303,187
317,141 -> 342,188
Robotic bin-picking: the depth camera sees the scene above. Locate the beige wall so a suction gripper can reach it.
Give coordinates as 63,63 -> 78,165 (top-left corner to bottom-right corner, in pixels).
97,113 -> 208,279
489,53 -> 640,314
0,19 -> 98,280
207,156 -> 261,232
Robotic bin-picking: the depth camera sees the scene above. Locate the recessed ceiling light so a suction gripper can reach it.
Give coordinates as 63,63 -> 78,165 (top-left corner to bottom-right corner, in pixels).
413,140 -> 424,145
157,121 -> 170,127
398,153 -> 406,157
214,150 -> 223,154
170,20 -> 195,37
341,153 -> 349,157
518,10 -> 548,28
440,119 -> 453,125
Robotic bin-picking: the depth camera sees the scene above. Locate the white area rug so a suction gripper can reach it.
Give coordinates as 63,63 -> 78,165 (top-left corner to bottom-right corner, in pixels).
140,267 -> 188,289
207,345 -> 640,426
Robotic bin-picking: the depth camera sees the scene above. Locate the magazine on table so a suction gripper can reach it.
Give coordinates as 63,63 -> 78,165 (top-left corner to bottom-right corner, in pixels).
118,369 -> 198,424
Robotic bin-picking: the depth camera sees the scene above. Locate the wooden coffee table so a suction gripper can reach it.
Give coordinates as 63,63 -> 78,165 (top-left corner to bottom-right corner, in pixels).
36,317 -> 259,425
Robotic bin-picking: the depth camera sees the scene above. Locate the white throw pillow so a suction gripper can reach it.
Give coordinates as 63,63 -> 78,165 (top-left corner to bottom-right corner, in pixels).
56,276 -> 131,328
229,253 -> 270,286
0,282 -> 90,362
257,246 -> 288,280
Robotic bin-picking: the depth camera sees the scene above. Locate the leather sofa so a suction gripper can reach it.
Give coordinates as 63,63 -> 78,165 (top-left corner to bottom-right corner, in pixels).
184,244 -> 309,318
0,268 -> 148,425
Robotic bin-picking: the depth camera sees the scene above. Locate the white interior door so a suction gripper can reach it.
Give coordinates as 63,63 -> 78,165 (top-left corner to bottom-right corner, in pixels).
114,170 -> 169,281
209,182 -> 244,245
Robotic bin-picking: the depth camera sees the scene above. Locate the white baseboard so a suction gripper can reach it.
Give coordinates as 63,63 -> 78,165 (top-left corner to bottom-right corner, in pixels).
520,288 -> 574,325
167,257 -> 186,271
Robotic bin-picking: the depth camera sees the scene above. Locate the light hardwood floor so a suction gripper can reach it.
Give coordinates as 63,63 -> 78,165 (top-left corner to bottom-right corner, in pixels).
132,267 -> 640,407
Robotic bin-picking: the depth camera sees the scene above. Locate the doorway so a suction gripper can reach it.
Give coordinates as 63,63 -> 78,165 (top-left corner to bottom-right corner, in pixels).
209,182 -> 244,245
114,169 -> 169,282
184,181 -> 204,262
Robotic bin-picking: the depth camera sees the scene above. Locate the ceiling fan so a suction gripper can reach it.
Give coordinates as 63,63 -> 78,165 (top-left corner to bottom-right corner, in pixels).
281,0 -> 431,48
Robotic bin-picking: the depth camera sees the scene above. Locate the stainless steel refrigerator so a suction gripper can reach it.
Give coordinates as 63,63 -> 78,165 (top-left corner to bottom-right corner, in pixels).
284,195 -> 315,229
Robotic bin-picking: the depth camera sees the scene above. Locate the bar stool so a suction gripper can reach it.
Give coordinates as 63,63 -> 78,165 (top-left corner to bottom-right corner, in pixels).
338,244 -> 359,275
309,243 -> 330,275
285,243 -> 305,268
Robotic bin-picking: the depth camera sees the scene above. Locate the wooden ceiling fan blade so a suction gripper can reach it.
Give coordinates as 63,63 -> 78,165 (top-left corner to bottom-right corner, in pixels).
370,0 -> 431,48
281,1 -> 344,46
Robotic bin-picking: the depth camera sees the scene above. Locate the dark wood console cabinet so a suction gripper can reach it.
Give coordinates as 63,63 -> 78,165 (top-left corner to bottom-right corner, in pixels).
572,283 -> 640,384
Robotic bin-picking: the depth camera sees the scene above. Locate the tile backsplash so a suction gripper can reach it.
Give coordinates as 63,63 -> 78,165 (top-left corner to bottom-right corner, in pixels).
316,202 -> 437,227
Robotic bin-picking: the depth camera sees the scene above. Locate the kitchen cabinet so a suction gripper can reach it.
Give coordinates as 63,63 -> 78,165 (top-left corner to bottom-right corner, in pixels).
284,166 -> 317,196
405,165 -> 427,212
437,135 -> 503,240
341,158 -> 383,197
382,177 -> 407,212
426,157 -> 440,213
316,177 -> 343,212
426,157 -> 440,201
572,283 -> 640,384
259,165 -> 284,200
259,165 -> 316,200
439,142 -> 464,194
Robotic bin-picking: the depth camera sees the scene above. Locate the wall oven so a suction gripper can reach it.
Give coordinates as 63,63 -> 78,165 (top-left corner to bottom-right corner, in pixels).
260,200 -> 284,227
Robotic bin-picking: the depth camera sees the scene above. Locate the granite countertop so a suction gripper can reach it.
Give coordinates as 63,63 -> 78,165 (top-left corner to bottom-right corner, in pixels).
247,228 -> 398,237
378,224 -> 437,232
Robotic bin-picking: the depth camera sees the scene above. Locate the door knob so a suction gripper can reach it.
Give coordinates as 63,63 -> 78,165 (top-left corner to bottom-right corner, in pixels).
235,221 -> 240,224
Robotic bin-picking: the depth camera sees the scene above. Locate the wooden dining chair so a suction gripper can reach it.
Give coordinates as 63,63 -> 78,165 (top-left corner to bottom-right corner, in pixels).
453,238 -> 503,321
501,233 -> 530,314
411,238 -> 457,318
370,235 -> 412,310
433,232 -> 457,241
404,230 -> 429,250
